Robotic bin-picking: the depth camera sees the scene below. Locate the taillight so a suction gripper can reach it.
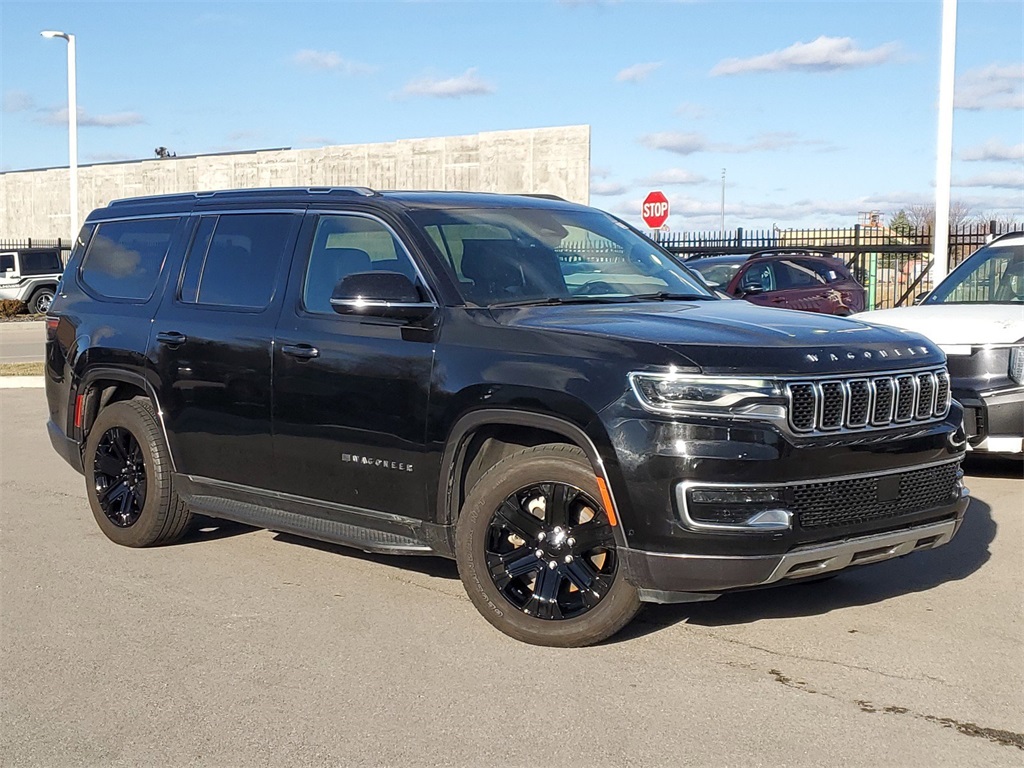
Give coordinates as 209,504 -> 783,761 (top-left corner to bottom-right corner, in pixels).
45,317 -> 60,341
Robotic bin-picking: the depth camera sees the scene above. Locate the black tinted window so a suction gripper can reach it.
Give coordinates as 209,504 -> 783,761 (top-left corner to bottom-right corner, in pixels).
0,254 -> 13,273
20,251 -> 63,275
180,214 -> 298,309
80,219 -> 178,300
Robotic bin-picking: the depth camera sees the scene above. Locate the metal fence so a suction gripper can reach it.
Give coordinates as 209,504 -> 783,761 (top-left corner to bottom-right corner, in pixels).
656,220 -> 1021,309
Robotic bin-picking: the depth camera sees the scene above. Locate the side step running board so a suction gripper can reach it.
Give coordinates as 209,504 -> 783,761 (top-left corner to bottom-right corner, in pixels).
188,494 -> 435,556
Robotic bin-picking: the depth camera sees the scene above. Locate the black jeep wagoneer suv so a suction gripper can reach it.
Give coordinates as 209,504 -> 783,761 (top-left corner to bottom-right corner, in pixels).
46,188 -> 970,646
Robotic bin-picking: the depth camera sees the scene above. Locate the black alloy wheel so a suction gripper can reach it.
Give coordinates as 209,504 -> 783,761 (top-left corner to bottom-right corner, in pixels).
456,444 -> 641,647
83,399 -> 193,547
486,482 -> 617,620
93,426 -> 148,527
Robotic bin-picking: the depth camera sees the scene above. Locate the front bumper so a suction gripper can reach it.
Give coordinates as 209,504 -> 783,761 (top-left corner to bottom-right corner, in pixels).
959,386 -> 1024,455
623,486 -> 969,599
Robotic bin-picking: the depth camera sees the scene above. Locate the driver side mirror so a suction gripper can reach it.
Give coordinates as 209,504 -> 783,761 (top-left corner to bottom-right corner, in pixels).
741,283 -> 765,296
913,292 -> 930,305
330,271 -> 434,320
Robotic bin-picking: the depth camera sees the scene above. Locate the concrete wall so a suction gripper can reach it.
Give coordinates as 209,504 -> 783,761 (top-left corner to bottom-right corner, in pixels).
0,125 -> 590,240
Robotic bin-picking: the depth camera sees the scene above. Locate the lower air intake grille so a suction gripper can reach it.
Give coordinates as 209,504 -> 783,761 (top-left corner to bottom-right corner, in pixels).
792,461 -> 961,529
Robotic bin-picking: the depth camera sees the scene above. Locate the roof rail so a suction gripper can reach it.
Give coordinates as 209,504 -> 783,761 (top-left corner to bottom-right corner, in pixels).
520,193 -> 567,202
109,186 -> 379,207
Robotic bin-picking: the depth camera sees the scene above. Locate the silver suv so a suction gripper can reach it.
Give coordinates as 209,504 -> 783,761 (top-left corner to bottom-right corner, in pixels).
0,248 -> 64,314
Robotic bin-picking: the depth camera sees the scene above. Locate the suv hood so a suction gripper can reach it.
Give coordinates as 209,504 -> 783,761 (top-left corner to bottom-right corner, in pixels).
493,300 -> 945,375
860,304 -> 1024,350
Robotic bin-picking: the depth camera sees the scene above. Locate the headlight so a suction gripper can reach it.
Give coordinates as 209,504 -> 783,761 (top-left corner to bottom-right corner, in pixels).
628,372 -> 785,416
1010,346 -> 1024,385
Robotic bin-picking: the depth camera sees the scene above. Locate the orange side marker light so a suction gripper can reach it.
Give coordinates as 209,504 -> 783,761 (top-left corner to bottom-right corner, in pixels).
596,477 -> 618,527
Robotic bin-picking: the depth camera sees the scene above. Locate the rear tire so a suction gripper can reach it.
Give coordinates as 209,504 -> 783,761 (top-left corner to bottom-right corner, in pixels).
28,287 -> 54,314
455,444 -> 640,647
83,399 -> 192,547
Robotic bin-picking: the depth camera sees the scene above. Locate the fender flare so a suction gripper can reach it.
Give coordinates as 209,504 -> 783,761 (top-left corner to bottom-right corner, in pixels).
437,408 -> 629,546
73,366 -> 176,471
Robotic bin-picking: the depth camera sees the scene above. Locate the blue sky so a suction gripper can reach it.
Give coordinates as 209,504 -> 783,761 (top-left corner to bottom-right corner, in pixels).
2,0 -> 1021,231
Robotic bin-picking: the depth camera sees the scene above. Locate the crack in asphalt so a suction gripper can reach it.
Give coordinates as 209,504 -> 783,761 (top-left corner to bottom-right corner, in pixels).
699,630 -> 950,685
769,668 -> 1024,752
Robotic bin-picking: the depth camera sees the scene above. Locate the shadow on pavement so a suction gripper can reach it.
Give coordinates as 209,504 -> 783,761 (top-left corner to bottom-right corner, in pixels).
273,532 -> 460,580
615,497 -> 996,642
964,454 -> 1023,480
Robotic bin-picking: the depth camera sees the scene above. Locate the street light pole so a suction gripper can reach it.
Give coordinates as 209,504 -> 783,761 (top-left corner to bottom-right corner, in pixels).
41,30 -> 78,248
932,0 -> 957,285
720,168 -> 726,232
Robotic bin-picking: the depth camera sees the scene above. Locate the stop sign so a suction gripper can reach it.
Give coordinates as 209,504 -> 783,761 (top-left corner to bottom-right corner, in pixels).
641,190 -> 670,229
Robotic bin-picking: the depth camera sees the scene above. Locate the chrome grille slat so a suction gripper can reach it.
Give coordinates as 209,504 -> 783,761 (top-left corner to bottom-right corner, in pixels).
786,367 -> 949,435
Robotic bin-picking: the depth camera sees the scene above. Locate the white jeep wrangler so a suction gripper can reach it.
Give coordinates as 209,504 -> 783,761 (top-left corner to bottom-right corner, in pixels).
0,248 -> 65,314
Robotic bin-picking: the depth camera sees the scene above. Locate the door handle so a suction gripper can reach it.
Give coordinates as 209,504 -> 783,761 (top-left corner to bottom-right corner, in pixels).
156,331 -> 187,346
282,343 -> 320,360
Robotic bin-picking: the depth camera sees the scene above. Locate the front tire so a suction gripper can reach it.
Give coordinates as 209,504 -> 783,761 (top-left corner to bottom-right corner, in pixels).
455,444 -> 640,647
83,399 -> 192,547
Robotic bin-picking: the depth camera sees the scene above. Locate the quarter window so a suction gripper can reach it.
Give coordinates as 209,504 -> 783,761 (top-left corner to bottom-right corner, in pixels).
20,250 -> 63,275
180,214 -> 299,309
80,218 -> 179,301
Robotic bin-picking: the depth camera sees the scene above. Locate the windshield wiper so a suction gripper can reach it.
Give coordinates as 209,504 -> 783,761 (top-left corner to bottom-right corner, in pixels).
629,292 -> 717,301
488,296 -> 638,308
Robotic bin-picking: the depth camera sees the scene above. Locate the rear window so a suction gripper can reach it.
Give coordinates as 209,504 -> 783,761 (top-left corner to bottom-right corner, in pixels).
80,218 -> 179,300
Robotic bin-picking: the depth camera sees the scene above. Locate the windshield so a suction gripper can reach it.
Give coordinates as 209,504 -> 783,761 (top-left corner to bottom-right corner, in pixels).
408,207 -> 713,306
925,243 -> 1023,305
687,259 -> 742,289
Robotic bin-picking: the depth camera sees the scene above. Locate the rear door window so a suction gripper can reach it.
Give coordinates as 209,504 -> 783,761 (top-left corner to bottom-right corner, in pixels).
80,218 -> 179,300
179,213 -> 300,309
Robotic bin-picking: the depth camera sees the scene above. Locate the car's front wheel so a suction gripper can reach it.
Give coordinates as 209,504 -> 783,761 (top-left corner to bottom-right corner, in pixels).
455,444 -> 640,647
83,399 -> 192,547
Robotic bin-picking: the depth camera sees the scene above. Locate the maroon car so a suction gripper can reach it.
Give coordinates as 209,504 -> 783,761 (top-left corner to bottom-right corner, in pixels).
686,249 -> 866,315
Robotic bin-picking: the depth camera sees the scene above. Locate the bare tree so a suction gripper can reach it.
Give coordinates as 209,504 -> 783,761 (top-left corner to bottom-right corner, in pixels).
904,201 -> 972,230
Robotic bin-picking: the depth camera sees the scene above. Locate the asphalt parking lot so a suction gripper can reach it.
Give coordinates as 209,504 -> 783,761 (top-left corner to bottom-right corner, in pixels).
0,320 -> 45,364
1,386 -> 1021,767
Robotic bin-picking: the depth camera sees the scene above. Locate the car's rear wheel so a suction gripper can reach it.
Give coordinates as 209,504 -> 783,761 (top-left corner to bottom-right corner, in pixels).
455,444 -> 640,647
83,399 -> 192,547
28,287 -> 54,314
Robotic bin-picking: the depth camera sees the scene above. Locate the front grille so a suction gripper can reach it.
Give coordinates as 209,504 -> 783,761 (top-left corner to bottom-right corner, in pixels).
786,367 -> 950,435
792,461 -> 962,529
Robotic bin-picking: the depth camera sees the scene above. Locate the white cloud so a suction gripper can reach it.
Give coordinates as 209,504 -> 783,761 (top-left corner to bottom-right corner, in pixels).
39,107 -> 145,128
961,139 -> 1024,162
615,62 -> 663,83
953,170 -> 1024,190
955,64 -> 1024,111
591,181 -> 628,196
639,168 -> 709,186
711,36 -> 901,76
292,49 -> 375,76
3,90 -> 35,113
640,131 -> 827,156
400,68 -> 495,99
674,102 -> 710,120
640,131 -> 709,155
